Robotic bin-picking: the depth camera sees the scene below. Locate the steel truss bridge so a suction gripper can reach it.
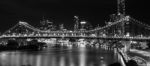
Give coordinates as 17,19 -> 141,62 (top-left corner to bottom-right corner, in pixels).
1,15 -> 150,41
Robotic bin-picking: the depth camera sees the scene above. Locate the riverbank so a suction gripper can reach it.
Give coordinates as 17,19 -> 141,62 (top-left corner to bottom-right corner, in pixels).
128,49 -> 150,66
0,40 -> 47,51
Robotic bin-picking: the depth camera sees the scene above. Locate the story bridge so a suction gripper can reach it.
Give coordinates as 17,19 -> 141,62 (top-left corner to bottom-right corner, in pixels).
1,15 -> 150,41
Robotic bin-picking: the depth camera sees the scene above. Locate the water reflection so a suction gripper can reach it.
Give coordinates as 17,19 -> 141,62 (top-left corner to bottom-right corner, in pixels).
79,48 -> 86,66
0,47 -> 119,66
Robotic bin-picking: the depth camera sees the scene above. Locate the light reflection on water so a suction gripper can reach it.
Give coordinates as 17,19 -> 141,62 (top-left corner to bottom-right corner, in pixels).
0,47 -> 119,66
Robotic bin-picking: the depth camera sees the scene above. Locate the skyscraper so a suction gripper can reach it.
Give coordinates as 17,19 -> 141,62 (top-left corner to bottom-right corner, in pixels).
74,16 -> 79,31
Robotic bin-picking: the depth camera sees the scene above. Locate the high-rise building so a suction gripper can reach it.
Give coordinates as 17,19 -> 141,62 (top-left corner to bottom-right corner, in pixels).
40,19 -> 56,31
59,24 -> 65,30
107,0 -> 126,24
80,20 -> 93,30
74,16 -> 79,31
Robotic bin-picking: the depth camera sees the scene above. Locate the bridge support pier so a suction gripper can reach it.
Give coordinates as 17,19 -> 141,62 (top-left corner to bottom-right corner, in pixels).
121,41 -> 131,52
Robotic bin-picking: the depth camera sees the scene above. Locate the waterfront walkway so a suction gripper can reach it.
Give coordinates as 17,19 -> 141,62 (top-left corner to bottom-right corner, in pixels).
128,49 -> 150,66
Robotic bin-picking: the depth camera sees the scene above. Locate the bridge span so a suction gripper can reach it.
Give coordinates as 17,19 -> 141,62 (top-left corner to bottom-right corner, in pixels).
1,35 -> 150,41
1,16 -> 150,41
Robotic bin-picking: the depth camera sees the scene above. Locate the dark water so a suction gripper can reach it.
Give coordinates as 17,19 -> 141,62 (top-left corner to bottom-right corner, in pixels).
0,47 -> 119,66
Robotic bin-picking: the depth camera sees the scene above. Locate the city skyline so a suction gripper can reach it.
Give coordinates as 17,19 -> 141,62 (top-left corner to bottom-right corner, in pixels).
0,0 -> 150,32
0,1 -> 150,65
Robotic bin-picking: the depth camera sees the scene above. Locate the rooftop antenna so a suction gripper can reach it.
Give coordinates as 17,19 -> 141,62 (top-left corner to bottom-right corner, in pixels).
117,0 -> 126,15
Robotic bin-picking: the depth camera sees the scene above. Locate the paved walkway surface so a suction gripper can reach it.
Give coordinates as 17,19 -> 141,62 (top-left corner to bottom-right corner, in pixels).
128,49 -> 150,66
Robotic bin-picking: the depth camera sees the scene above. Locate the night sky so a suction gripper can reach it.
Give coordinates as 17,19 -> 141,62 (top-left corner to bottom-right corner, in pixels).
0,0 -> 150,32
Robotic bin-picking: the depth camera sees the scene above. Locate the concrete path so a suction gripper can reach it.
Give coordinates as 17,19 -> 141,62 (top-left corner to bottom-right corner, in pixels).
129,49 -> 150,66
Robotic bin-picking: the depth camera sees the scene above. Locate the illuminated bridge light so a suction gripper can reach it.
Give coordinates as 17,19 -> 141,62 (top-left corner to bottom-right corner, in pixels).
1,16 -> 150,41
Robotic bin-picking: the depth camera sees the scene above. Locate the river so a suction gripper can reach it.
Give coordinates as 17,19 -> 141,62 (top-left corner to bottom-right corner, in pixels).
0,47 -> 119,66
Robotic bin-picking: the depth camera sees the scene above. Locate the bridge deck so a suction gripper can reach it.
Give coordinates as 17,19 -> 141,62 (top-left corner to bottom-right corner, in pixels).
1,36 -> 150,41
